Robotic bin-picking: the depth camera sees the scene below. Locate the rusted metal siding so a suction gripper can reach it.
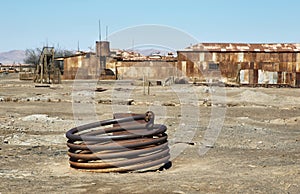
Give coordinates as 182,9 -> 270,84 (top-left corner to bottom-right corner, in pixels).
62,54 -> 99,80
177,43 -> 300,87
109,61 -> 177,80
63,56 -> 83,79
296,73 -> 300,86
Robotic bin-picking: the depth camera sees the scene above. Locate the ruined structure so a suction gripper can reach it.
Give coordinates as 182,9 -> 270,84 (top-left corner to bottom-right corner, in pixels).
60,41 -> 177,81
58,42 -> 300,87
60,52 -> 98,80
60,41 -> 115,80
106,60 -> 177,80
34,47 -> 61,84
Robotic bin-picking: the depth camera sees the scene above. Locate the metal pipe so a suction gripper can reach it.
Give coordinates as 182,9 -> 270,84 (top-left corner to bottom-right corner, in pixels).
65,111 -> 170,172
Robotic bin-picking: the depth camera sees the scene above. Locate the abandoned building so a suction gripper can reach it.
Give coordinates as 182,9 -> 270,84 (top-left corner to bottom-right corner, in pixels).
58,40 -> 177,80
58,41 -> 114,80
49,41 -> 300,88
177,43 -> 300,87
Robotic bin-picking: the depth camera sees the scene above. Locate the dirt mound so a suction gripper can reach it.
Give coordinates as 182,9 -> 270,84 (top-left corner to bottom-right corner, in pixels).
237,90 -> 275,102
21,114 -> 62,122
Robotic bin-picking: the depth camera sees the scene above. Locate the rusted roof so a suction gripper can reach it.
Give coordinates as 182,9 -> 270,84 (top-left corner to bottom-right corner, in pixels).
183,43 -> 300,52
58,51 -> 96,59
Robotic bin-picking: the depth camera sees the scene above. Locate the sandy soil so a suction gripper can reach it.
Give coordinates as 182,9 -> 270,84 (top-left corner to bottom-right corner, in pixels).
0,73 -> 300,193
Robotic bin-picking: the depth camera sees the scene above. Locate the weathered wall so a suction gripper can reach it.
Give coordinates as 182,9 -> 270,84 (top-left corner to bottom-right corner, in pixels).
62,54 -> 99,80
61,44 -> 300,87
62,55 -> 177,81
106,60 -> 178,80
177,51 -> 300,86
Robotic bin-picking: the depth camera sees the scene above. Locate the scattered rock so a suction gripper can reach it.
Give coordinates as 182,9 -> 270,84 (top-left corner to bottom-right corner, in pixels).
95,87 -> 107,92
205,145 -> 214,148
21,114 -> 62,123
227,103 -> 238,107
98,99 -> 112,104
162,102 -> 176,106
4,97 -> 12,102
174,141 -> 196,145
173,191 -> 185,194
127,99 -> 134,105
175,77 -> 189,84
203,86 -> 215,93
114,88 -> 131,92
203,99 -> 212,106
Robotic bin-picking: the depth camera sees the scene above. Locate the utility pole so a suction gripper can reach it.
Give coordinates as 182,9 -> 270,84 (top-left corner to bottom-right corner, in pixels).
99,19 -> 102,76
106,26 -> 108,41
99,20 -> 102,41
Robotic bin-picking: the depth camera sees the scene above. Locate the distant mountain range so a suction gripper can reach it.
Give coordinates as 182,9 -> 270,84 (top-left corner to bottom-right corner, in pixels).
0,50 -> 26,64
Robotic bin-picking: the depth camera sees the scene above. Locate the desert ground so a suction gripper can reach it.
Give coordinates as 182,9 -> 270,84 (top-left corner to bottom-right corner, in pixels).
0,73 -> 299,193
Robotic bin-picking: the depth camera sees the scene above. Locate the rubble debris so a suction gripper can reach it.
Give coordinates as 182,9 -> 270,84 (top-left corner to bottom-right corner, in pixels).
175,77 -> 189,84
95,87 -> 107,92
162,102 -> 176,106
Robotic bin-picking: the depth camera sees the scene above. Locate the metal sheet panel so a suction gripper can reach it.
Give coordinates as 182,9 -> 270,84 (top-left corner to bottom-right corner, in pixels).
258,70 -> 278,84
238,52 -> 244,62
199,53 -> 205,62
212,53 -> 217,62
182,61 -> 187,75
253,69 -> 258,84
287,62 -> 293,72
296,73 -> 300,86
262,63 -> 274,71
240,70 -> 249,84
296,53 -> 300,72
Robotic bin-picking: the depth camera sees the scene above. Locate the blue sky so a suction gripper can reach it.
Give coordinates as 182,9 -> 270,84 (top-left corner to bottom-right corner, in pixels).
0,0 -> 300,52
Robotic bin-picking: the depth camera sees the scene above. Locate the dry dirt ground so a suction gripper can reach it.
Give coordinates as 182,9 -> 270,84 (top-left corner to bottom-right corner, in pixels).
0,73 -> 300,194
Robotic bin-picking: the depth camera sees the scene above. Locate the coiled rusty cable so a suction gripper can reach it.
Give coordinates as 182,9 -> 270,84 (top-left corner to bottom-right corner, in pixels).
66,111 -> 170,172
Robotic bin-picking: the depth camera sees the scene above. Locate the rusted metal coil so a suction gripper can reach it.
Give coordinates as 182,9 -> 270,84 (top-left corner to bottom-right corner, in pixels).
66,111 -> 170,172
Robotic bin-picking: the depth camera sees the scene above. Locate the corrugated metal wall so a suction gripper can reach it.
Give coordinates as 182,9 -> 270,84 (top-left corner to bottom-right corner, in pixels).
62,54 -> 99,80
177,51 -> 300,87
107,61 -> 177,80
